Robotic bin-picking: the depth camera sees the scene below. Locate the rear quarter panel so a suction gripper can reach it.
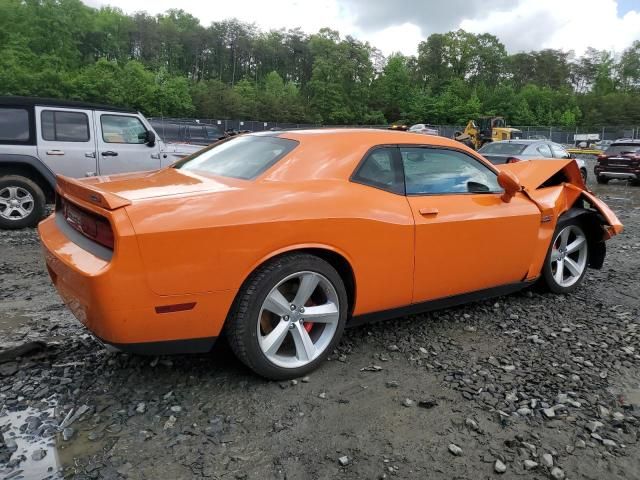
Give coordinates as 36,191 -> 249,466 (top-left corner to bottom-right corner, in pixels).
124,179 -> 415,316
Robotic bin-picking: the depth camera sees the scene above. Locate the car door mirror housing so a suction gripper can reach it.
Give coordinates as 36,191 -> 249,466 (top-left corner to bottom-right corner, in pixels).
145,130 -> 156,147
497,170 -> 521,203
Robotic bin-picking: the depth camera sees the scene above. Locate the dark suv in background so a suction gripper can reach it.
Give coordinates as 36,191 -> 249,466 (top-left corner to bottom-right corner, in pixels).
595,140 -> 640,185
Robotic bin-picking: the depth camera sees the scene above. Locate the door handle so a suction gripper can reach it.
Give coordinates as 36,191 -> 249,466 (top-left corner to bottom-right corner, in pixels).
101,151 -> 118,157
46,150 -> 64,156
419,207 -> 439,216
85,152 -> 96,158
150,153 -> 160,159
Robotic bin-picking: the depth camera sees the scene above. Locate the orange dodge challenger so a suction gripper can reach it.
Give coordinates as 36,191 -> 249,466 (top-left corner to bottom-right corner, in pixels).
38,129 -> 622,379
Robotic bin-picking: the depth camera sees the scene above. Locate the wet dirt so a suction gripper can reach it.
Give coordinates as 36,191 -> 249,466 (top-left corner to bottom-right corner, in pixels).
0,160 -> 639,479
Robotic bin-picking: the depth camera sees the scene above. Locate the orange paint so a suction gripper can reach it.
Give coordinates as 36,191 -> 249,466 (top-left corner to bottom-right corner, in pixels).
38,129 -> 622,348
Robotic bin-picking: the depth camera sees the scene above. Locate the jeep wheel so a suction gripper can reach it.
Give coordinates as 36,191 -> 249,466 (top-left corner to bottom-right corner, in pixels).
0,176 -> 46,229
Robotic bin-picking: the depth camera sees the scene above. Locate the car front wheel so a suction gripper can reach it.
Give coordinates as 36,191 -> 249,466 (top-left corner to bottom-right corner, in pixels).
542,218 -> 589,294
596,175 -> 609,184
226,253 -> 348,379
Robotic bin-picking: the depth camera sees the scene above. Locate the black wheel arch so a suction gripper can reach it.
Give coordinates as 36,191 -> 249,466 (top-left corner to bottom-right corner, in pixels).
557,206 -> 606,269
0,155 -> 56,202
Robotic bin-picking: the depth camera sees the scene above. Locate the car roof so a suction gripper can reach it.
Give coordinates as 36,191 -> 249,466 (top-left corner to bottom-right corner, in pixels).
272,128 -> 461,147
0,96 -> 137,113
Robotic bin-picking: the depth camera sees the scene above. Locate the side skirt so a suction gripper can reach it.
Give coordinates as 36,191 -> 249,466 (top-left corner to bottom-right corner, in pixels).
348,281 -> 534,328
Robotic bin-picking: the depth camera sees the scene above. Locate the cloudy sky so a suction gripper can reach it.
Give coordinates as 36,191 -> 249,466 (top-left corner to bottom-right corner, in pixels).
83,0 -> 640,56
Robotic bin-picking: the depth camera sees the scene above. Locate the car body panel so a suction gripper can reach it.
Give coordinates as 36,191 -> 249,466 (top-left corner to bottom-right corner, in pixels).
38,129 -> 623,350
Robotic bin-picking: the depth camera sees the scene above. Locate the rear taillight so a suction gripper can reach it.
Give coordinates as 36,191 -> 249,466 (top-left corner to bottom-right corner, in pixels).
506,157 -> 520,163
62,199 -> 114,250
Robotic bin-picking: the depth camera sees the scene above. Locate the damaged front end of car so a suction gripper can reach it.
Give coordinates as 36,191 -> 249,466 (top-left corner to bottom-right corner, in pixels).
497,158 -> 623,276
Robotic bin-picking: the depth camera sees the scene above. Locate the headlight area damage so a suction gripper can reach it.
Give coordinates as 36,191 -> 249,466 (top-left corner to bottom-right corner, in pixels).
498,158 -> 623,275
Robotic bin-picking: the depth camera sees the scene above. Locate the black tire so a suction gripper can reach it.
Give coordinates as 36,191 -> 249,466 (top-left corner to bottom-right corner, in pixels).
596,175 -> 609,185
0,175 -> 46,229
225,253 -> 348,380
541,215 -> 590,294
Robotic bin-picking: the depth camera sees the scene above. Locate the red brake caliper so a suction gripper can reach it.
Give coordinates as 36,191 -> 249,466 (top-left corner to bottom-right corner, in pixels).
303,322 -> 313,333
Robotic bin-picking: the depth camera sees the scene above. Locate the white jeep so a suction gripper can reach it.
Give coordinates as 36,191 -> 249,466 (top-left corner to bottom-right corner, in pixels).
0,96 -> 203,228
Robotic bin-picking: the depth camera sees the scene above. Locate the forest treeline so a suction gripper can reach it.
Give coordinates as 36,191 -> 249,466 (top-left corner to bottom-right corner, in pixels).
1,0 -> 640,126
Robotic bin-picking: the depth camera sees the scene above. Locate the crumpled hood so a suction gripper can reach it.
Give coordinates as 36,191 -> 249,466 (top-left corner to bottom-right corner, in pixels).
496,159 -> 578,190
79,167 -> 244,202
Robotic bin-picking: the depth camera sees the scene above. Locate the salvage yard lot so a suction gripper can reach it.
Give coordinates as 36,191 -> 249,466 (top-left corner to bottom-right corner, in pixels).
1,174 -> 639,479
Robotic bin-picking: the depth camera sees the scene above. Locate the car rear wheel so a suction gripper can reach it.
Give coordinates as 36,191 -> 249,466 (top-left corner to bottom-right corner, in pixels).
542,218 -> 589,294
226,253 -> 348,379
0,175 -> 46,229
596,175 -> 609,185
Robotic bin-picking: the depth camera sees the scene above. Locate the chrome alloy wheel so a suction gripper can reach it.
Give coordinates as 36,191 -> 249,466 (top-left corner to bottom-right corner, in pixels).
0,186 -> 34,221
549,225 -> 588,288
257,271 -> 340,369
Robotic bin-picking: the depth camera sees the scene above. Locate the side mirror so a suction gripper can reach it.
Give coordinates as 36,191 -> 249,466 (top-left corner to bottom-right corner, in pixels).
497,170 -> 521,203
145,130 -> 156,147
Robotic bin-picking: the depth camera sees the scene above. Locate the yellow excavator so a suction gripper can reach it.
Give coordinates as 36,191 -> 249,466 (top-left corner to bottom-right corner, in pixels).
454,116 -> 522,150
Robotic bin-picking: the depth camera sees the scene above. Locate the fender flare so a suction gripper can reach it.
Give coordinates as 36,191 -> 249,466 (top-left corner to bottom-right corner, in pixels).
0,154 -> 57,191
557,206 -> 607,270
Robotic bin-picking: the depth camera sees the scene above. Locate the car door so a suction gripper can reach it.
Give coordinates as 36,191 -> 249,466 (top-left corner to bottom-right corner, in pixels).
95,111 -> 160,175
401,146 -> 541,303
35,106 -> 97,178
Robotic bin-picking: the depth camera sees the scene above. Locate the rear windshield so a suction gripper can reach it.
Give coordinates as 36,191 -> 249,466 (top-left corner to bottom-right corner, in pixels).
605,144 -> 640,155
478,142 -> 527,155
174,135 -> 298,180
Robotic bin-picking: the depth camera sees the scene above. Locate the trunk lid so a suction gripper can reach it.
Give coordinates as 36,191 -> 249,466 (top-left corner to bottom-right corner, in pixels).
67,168 -> 245,204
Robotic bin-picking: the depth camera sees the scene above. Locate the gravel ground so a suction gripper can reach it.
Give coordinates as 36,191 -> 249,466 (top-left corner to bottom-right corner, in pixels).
1,167 -> 639,480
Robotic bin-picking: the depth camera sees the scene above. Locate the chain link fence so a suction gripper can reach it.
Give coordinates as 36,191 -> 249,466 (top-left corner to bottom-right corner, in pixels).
148,117 -> 640,146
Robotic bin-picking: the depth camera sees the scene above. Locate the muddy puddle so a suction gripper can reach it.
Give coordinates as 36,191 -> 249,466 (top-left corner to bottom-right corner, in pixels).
0,404 -> 62,480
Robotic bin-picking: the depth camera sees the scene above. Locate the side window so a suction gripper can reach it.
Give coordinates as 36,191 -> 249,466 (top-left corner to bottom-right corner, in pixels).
550,144 -> 571,159
0,108 -> 30,141
352,147 -> 403,194
536,144 -> 553,157
101,115 -> 147,144
401,147 -> 501,195
41,110 -> 90,142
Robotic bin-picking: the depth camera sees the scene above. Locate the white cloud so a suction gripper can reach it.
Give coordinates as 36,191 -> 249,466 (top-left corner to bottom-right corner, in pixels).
83,0 -> 640,56
461,0 -> 640,54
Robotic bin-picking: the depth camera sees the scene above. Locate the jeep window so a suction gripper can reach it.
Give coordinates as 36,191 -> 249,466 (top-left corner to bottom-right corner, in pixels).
0,108 -> 29,141
101,115 -> 147,144
41,110 -> 90,142
174,135 -> 298,180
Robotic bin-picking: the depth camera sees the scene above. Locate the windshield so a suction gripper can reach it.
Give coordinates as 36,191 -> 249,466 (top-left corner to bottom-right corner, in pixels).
605,144 -> 640,155
478,142 -> 527,155
174,135 -> 298,180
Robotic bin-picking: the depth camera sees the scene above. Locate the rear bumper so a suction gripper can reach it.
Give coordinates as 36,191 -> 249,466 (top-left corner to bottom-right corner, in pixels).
38,212 -> 235,351
96,336 -> 218,355
596,171 -> 638,180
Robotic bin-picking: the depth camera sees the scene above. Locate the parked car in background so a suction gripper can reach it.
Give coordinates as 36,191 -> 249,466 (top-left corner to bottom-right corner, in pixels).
478,140 -> 588,183
39,129 -> 622,379
148,119 -> 226,146
594,139 -> 640,185
408,123 -> 439,136
594,140 -> 613,150
0,96 -> 202,229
